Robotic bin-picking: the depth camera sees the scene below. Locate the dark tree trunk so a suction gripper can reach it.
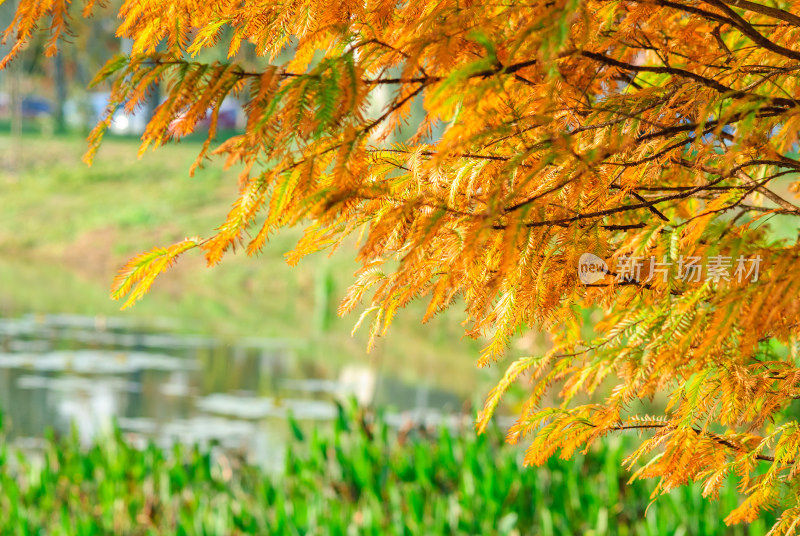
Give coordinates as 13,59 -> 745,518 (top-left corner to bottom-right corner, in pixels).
54,51 -> 67,133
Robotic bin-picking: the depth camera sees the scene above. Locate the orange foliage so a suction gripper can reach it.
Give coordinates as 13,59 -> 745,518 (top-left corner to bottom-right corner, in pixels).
6,0 -> 800,530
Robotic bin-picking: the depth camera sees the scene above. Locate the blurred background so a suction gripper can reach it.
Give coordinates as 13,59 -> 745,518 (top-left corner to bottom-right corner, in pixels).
0,0 -> 528,471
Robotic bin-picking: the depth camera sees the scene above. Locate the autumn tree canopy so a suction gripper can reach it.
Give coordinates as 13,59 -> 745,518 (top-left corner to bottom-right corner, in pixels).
7,0 -> 800,531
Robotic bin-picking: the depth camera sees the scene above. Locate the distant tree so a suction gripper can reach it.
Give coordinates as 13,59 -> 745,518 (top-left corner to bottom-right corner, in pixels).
6,1 -> 800,531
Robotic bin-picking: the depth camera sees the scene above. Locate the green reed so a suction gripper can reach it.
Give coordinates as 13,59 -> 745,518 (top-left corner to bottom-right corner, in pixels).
0,404 -> 775,535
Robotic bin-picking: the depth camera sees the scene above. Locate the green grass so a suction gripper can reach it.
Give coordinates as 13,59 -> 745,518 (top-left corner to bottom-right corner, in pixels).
0,402 -> 775,535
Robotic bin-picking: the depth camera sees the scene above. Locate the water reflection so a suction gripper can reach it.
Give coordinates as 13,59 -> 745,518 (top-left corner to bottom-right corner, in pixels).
0,313 -> 467,470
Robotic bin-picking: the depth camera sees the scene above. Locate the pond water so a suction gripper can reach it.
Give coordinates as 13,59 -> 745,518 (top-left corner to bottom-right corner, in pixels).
0,313 -> 476,470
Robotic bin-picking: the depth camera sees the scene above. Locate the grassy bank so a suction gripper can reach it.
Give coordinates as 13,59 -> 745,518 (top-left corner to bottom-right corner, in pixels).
0,403 -> 775,535
0,133 -> 494,395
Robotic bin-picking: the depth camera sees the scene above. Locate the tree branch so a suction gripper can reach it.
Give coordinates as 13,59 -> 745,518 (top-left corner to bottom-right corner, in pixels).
719,0 -> 800,27
608,423 -> 777,462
